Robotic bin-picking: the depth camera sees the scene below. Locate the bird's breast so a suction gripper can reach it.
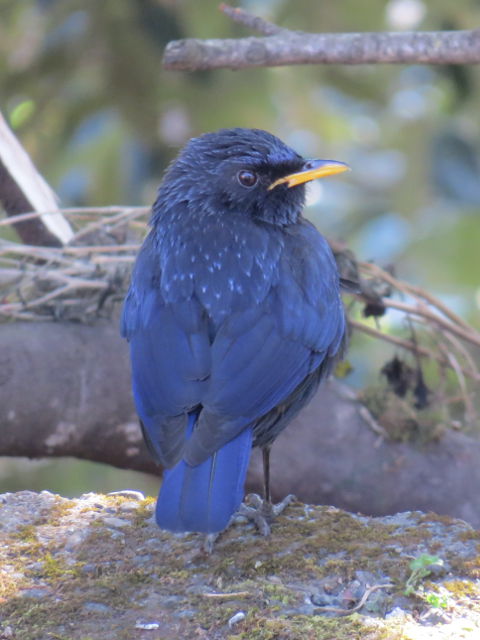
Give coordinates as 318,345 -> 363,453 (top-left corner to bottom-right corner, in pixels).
158,215 -> 284,323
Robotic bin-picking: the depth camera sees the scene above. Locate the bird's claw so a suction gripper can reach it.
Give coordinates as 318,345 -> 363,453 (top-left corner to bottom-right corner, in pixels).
269,493 -> 297,517
237,500 -> 271,536
203,532 -> 219,554
202,493 -> 296,551
236,493 -> 296,536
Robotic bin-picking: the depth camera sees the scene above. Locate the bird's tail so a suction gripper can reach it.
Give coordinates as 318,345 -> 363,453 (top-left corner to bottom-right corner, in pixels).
156,414 -> 253,533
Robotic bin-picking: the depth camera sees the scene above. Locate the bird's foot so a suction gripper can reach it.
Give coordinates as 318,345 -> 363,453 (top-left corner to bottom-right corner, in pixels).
203,532 -> 220,554
236,493 -> 296,536
201,493 -> 295,551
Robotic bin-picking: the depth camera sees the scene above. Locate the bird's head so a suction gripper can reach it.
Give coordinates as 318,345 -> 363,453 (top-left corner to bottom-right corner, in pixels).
155,128 -> 348,226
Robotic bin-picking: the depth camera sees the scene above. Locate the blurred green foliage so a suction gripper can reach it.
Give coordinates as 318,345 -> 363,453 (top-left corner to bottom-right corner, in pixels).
1,0 -> 479,493
1,1 -> 479,306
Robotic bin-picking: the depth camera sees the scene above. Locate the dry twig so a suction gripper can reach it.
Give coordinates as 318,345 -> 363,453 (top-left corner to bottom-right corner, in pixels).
312,582 -> 394,616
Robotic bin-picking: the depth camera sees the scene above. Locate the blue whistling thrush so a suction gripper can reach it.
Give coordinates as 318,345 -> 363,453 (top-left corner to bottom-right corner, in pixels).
121,128 -> 348,534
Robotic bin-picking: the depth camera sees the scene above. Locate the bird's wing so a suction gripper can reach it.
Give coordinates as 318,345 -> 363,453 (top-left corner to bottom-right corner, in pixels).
185,221 -> 345,465
121,232 -> 211,467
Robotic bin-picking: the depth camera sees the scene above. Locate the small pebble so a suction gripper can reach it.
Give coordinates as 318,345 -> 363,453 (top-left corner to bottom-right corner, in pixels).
108,490 -> 145,500
174,609 -> 196,619
103,517 -> 130,528
65,529 -> 89,551
109,530 -> 125,542
420,608 -> 452,625
132,554 -> 152,567
385,606 -> 408,619
228,611 -> 246,628
20,588 -> 50,599
310,592 -> 333,607
80,563 -> 97,575
119,501 -> 142,512
135,621 -> 160,630
83,602 -> 112,613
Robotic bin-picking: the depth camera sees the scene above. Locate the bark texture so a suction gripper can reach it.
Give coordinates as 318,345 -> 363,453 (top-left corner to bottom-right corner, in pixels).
164,29 -> 480,71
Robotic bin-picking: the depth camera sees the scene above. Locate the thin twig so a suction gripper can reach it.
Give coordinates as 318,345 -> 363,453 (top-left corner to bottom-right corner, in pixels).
219,3 -> 284,36
359,262 -> 472,331
313,583 -> 394,616
442,347 -> 476,425
359,406 -> 389,439
417,316 -> 480,382
0,206 -> 149,227
92,255 -> 136,264
63,244 -> 140,255
422,321 -> 478,425
0,242 -> 72,266
378,298 -> 480,347
202,590 -> 251,599
69,207 -> 147,243
1,280 -> 109,313
349,319 -> 479,381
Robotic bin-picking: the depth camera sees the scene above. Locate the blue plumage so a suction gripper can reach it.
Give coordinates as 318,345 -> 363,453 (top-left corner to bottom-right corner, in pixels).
121,128 -> 347,534
156,414 -> 253,532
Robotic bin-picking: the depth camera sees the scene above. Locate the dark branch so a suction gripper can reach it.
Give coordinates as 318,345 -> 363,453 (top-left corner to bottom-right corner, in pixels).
0,110 -> 73,246
2,318 -> 480,526
0,160 -> 61,247
163,5 -> 480,71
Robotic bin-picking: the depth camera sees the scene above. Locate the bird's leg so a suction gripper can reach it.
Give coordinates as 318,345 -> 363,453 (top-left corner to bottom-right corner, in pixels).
261,445 -> 296,518
236,446 -> 296,535
203,532 -> 219,554
202,448 -> 296,549
262,446 -> 271,504
202,450 -> 275,551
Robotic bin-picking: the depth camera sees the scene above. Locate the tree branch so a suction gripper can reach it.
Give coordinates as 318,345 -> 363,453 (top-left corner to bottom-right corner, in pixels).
2,318 -> 480,527
163,4 -> 480,71
0,110 -> 73,246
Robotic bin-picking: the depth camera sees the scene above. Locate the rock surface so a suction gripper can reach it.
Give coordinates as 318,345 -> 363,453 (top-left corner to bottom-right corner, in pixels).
1,491 -> 479,639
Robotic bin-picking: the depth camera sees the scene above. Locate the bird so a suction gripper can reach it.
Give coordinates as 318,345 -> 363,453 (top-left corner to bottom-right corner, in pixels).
121,127 -> 348,535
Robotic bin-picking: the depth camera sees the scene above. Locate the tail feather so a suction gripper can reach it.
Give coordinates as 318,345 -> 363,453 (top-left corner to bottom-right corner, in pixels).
156,415 -> 253,533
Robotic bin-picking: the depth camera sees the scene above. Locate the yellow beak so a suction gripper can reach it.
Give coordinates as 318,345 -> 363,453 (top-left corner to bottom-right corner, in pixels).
268,159 -> 350,191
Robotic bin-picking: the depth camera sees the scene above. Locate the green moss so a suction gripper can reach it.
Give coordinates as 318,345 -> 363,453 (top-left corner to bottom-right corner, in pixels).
204,505 -> 438,597
228,612 -> 396,640
261,582 -> 299,606
13,524 -> 38,543
417,512 -> 458,526
462,555 -> 480,579
1,495 -> 478,639
444,579 -> 479,599
11,524 -> 45,557
132,496 -> 155,527
457,529 -> 480,542
34,552 -> 81,580
48,498 -> 76,521
0,568 -> 23,600
2,597 -> 91,638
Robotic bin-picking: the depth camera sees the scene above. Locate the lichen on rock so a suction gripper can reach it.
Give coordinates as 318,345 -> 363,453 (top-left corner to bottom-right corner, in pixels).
1,490 -> 479,639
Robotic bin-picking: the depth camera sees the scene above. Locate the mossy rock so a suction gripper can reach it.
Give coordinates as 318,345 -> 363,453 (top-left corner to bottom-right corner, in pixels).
1,491 -> 479,639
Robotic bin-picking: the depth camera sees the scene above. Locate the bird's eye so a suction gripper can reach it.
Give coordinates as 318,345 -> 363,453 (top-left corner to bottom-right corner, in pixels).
237,170 -> 258,188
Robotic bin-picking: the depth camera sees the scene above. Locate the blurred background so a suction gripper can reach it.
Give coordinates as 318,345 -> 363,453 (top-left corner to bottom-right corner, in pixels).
1,0 -> 479,497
